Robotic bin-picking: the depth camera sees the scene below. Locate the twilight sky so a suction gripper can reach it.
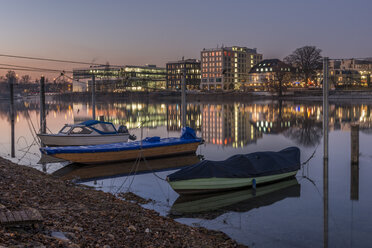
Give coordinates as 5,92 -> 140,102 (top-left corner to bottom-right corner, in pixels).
0,0 -> 371,78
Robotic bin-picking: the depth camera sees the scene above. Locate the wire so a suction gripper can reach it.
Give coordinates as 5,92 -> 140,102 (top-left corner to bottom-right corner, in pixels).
0,63 -> 73,73
0,53 -> 113,66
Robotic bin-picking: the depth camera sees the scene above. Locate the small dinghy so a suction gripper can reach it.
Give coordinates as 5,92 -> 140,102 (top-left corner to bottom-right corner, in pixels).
167,147 -> 300,195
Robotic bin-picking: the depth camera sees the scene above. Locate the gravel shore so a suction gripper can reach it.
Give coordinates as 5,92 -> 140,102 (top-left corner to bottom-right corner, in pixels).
0,158 -> 245,247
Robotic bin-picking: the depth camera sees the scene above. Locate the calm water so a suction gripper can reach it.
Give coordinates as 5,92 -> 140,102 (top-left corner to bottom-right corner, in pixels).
2,97 -> 372,248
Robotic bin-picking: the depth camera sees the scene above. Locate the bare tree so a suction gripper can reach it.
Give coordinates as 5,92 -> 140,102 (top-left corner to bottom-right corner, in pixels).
264,60 -> 293,97
284,46 -> 322,85
21,75 -> 31,83
6,70 -> 16,80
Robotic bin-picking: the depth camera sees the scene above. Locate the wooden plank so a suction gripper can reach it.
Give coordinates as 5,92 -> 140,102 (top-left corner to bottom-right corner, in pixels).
11,211 -> 22,222
0,212 -> 8,223
19,211 -> 29,222
4,212 -> 15,223
26,209 -> 43,221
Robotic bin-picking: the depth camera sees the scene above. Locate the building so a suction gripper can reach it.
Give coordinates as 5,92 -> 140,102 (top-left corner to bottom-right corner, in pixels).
72,64 -> 166,92
166,59 -> 201,90
200,46 -> 262,91
329,59 -> 372,88
248,59 -> 294,90
123,65 -> 166,91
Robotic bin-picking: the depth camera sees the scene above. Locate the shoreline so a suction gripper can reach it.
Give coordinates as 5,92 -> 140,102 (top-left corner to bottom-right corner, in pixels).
0,158 -> 244,247
50,90 -> 372,104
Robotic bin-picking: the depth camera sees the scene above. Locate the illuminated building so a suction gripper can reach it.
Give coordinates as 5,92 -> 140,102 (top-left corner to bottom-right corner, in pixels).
329,59 -> 372,88
200,46 -> 262,91
248,59 -> 294,90
166,59 -> 201,90
72,64 -> 166,92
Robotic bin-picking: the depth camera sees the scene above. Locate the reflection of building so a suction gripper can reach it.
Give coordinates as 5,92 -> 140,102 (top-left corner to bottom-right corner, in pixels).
202,104 -> 261,147
166,59 -> 201,90
200,46 -> 262,91
166,104 -> 202,131
248,59 -> 294,90
72,64 -> 166,92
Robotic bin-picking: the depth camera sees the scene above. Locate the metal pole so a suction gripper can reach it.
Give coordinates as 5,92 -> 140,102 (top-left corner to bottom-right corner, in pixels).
40,76 -> 46,134
92,74 -> 96,120
9,76 -> 15,158
323,57 -> 329,160
322,56 -> 329,248
181,60 -> 186,128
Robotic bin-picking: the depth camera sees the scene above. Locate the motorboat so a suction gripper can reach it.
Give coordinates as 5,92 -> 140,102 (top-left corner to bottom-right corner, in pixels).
37,120 -> 134,146
167,147 -> 300,195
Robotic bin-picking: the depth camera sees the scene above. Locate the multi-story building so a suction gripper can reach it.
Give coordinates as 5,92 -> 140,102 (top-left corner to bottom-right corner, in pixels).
200,46 -> 262,91
72,64 -> 166,92
166,59 -> 201,90
329,59 -> 372,88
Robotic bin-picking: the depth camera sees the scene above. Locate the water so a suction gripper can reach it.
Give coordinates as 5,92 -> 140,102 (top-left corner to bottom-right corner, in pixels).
2,97 -> 372,247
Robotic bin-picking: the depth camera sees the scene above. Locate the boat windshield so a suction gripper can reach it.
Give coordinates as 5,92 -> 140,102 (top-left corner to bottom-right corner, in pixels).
70,126 -> 93,135
90,123 -> 116,134
59,126 -> 71,134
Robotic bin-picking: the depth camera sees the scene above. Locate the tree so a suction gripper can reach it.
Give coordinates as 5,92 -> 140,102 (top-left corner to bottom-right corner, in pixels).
21,75 -> 31,83
284,46 -> 322,85
6,70 -> 16,80
270,62 -> 293,97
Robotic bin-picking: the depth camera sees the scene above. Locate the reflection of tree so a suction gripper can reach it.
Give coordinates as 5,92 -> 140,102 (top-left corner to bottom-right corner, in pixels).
284,116 -> 322,147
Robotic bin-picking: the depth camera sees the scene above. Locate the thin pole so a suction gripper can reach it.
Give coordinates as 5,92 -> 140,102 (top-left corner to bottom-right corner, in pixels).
92,74 -> 96,120
181,60 -> 186,128
322,57 -> 329,248
323,57 -> 329,160
40,76 -> 46,134
9,76 -> 15,158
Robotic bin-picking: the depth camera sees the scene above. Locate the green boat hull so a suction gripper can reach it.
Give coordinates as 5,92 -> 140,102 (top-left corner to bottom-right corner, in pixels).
168,170 -> 298,194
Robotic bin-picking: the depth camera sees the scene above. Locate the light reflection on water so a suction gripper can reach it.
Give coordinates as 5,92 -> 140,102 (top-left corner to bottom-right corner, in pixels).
1,98 -> 372,247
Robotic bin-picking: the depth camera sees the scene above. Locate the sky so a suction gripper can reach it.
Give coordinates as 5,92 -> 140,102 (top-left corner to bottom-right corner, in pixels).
0,0 -> 371,79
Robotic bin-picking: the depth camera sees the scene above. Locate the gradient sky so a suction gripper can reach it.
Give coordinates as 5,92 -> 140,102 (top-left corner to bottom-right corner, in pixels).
1,0 -> 371,78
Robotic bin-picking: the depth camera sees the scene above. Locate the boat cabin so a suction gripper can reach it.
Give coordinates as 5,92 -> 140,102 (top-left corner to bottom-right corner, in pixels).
58,120 -> 126,136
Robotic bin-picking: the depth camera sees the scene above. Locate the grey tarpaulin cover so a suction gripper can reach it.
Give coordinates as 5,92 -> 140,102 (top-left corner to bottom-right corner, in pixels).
167,147 -> 300,181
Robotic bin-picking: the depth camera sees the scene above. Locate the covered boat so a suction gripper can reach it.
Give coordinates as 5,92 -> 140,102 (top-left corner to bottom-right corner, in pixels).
40,127 -> 202,164
167,147 -> 300,194
38,120 -> 133,146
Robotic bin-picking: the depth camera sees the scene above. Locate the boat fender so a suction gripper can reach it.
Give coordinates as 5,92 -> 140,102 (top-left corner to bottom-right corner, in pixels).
252,178 -> 257,196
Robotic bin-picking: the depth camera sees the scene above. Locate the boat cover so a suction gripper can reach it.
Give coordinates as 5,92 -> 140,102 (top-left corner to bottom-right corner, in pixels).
167,147 -> 300,181
79,120 -> 117,135
41,128 -> 201,155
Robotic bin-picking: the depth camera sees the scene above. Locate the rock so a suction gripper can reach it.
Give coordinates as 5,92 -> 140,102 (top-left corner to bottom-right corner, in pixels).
51,231 -> 70,242
145,228 -> 150,233
128,225 -> 137,232
107,234 -> 115,239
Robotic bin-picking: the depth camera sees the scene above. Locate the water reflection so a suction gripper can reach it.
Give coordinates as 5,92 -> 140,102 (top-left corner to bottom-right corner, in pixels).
52,154 -> 200,182
1,98 -> 372,247
170,179 -> 300,220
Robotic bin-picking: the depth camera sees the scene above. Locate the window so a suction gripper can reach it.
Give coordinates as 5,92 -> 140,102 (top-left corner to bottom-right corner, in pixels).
70,127 -> 93,135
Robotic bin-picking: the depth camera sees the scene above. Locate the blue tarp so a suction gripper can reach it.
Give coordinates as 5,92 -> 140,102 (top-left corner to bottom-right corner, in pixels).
41,127 -> 201,155
167,147 -> 300,181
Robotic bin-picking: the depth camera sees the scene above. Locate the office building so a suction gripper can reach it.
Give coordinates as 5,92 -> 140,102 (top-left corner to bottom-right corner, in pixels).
166,59 -> 201,90
200,46 -> 262,91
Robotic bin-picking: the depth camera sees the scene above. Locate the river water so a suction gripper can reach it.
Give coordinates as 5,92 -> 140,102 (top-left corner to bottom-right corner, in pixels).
1,97 -> 372,248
